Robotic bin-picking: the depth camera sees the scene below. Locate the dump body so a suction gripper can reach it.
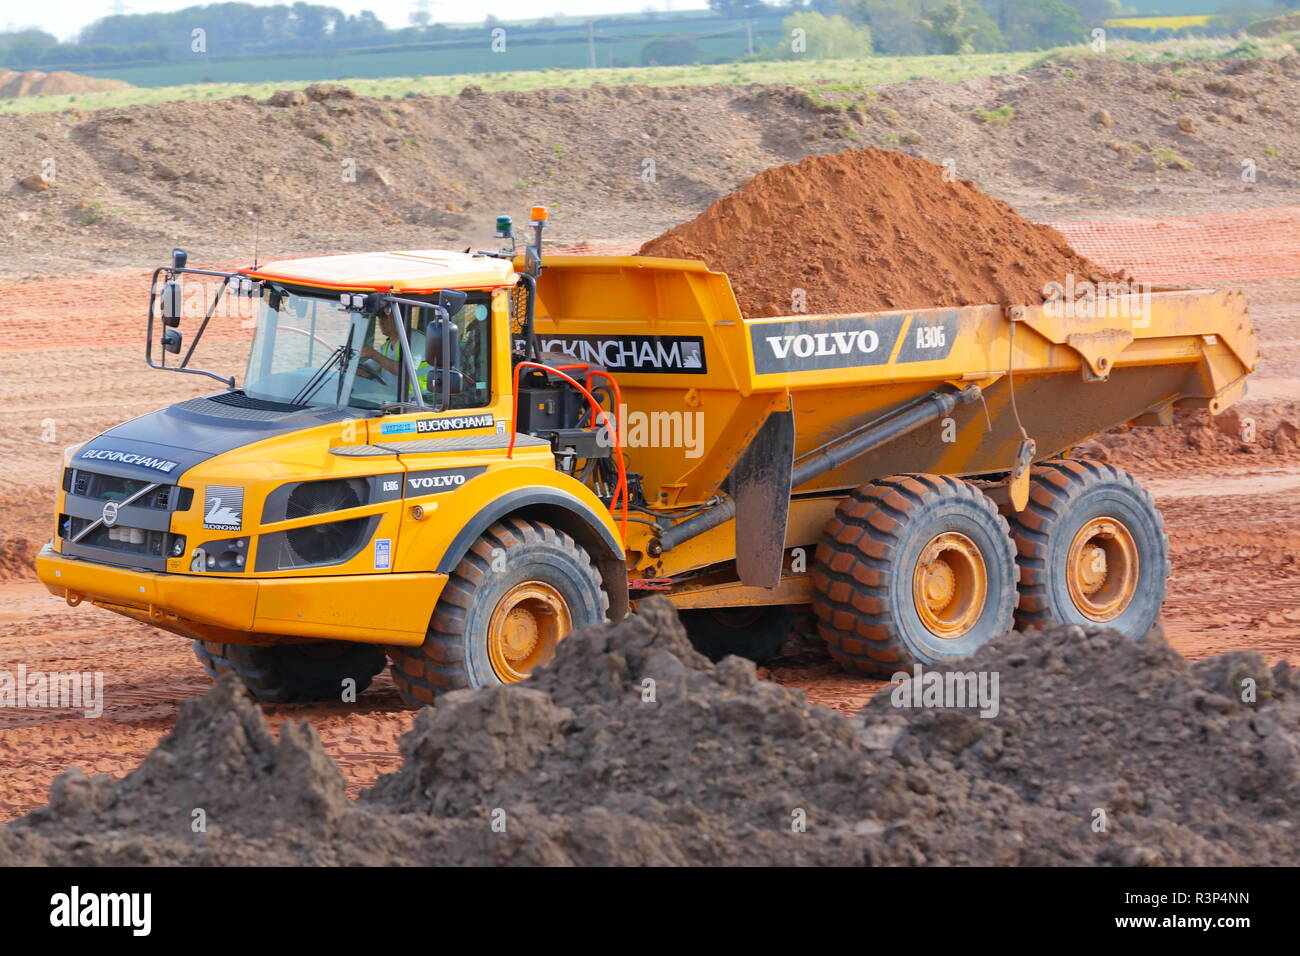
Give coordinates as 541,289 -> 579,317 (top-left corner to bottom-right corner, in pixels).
527,256 -> 1256,589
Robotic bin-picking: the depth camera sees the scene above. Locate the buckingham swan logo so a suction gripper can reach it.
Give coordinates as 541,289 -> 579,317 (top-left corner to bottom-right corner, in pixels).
204,486 -> 244,531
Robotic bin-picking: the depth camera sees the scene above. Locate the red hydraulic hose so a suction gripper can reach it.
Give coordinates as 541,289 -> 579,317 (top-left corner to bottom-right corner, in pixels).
507,361 -> 628,545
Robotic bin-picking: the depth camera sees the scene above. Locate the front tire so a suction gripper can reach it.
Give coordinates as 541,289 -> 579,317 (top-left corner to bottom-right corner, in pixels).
192,640 -> 386,703
1007,458 -> 1168,637
388,517 -> 608,705
811,474 -> 1017,676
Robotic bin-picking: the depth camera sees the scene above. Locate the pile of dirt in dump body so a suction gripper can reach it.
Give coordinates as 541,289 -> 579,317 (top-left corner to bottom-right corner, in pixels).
3,598 -> 1297,866
637,149 -> 1125,317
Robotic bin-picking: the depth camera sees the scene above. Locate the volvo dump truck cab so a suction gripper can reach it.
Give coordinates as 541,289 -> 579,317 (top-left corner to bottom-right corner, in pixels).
36,209 -> 1257,704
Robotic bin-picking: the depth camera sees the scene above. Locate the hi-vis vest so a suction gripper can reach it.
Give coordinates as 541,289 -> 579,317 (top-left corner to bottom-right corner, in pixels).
380,334 -> 431,391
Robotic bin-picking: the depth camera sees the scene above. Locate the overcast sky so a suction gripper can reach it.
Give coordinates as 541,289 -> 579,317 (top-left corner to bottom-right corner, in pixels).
6,1 -> 705,42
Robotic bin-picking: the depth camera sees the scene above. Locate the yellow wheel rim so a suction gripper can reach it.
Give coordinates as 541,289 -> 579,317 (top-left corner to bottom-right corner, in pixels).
487,582 -> 572,683
1066,516 -> 1139,622
912,531 -> 988,639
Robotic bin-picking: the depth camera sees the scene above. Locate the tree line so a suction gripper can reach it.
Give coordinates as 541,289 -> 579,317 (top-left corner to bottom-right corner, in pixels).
0,0 -> 1286,72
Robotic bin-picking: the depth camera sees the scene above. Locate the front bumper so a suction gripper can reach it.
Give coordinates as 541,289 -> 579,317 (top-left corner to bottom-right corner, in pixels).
36,545 -> 440,647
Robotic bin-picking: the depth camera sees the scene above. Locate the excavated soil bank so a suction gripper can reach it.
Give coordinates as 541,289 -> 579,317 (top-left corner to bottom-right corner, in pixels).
5,57 -> 1300,279
3,598 -> 1297,866
639,149 -> 1125,317
0,69 -> 131,99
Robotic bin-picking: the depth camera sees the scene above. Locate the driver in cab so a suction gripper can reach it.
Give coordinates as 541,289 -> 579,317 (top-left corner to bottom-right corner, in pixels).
358,311 -> 429,388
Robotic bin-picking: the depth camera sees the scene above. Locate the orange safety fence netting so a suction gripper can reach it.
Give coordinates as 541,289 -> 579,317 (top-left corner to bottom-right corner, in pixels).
1049,206 -> 1300,284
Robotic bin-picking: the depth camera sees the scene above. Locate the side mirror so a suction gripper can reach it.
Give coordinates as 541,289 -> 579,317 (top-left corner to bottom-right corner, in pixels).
424,315 -> 460,368
161,280 -> 182,327
426,368 -> 465,395
162,328 -> 183,354
438,288 -> 468,317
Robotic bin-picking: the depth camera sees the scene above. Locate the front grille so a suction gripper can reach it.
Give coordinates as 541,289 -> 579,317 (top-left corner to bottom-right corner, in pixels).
62,468 -> 191,511
60,515 -> 184,559
59,467 -> 191,570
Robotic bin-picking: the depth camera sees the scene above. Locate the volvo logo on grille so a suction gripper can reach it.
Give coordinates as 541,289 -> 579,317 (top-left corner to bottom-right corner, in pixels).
101,501 -> 119,527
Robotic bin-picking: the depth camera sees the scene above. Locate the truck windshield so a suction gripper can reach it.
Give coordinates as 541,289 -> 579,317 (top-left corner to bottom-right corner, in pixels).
243,287 -> 393,410
242,286 -> 492,411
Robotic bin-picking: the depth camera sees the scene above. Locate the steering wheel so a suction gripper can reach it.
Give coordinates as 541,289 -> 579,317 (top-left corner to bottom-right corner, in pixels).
356,356 -> 386,382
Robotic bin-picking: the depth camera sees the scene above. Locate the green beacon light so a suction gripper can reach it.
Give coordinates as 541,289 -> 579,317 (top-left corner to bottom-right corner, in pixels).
494,215 -> 513,239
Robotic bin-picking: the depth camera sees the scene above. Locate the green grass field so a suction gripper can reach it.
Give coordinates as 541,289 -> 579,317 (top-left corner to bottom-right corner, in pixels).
0,52 -> 1046,115
1,34 -> 1292,116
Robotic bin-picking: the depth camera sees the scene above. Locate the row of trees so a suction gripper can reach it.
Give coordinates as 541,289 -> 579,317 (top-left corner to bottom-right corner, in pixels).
1,3 -> 397,69
1,0 -> 1288,71
756,0 -> 1103,54
718,0 -> 1285,54
826,0 -> 1090,55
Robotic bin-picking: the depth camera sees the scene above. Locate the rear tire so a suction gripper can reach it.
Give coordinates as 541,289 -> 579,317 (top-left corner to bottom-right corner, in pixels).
812,474 -> 1017,676
193,640 -> 386,703
1007,458 -> 1168,638
388,517 -> 608,706
679,604 -> 794,663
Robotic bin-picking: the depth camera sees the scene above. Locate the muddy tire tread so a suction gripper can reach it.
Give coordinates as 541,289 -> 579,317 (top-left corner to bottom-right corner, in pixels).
811,473 -> 1016,676
388,518 -> 606,705
1008,458 -> 1168,631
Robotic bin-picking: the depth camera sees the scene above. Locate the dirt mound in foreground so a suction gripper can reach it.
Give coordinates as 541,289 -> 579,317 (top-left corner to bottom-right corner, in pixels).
0,536 -> 35,581
4,598 -> 1297,866
638,149 -> 1125,317
0,69 -> 131,99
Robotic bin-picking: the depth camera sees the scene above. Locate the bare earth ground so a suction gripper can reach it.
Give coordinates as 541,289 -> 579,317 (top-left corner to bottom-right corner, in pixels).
1,59 -> 1299,823
1,271 -> 1296,822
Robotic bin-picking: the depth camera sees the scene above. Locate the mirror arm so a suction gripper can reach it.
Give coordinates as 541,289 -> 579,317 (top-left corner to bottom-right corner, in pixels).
387,302 -> 427,409
143,264 -> 238,388
180,274 -> 231,368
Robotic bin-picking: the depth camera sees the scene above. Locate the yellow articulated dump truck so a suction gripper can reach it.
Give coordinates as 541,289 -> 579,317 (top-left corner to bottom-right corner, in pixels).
36,209 -> 1256,705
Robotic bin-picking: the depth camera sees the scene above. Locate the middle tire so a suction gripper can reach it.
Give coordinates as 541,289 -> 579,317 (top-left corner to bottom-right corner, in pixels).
387,517 -> 608,706
812,474 -> 1017,676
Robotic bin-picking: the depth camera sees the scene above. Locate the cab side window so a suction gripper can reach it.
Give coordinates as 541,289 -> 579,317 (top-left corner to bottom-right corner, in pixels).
415,294 -> 491,409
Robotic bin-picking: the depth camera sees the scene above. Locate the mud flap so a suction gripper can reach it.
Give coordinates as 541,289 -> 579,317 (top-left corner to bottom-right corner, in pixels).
1009,437 -> 1037,512
730,409 -> 795,588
